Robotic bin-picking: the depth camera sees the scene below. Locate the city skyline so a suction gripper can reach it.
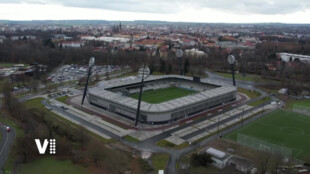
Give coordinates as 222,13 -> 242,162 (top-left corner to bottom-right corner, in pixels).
0,0 -> 310,23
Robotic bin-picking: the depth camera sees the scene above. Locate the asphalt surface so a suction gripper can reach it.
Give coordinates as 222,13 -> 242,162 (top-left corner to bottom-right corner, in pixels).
40,69 -> 283,174
0,118 -> 16,174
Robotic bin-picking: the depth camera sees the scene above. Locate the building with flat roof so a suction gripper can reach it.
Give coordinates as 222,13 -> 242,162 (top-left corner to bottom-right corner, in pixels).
87,75 -> 236,125
205,147 -> 231,169
277,52 -> 310,64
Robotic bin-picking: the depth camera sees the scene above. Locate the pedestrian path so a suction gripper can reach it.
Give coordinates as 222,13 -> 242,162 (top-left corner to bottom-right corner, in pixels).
50,99 -> 130,137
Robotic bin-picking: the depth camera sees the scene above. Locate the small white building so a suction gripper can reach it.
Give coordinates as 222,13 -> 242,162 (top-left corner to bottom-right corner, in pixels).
205,147 -> 230,169
60,41 -> 84,48
277,52 -> 310,64
278,88 -> 288,94
158,170 -> 164,174
97,36 -> 129,43
185,48 -> 206,58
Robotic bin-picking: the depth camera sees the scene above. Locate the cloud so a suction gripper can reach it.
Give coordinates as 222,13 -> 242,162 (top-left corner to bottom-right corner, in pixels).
0,0 -> 309,15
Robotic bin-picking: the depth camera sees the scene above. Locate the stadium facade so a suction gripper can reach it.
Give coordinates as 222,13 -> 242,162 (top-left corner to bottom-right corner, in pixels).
87,75 -> 237,125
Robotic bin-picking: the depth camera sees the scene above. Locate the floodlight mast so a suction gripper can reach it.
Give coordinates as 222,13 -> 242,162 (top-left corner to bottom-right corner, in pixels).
134,64 -> 146,127
227,54 -> 236,86
81,57 -> 95,105
176,49 -> 184,75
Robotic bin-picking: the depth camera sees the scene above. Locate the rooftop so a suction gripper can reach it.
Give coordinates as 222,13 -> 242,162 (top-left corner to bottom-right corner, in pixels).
88,75 -> 236,113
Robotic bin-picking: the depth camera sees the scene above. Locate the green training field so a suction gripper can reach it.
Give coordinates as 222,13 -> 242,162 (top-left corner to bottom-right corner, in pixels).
129,87 -> 197,104
225,110 -> 310,160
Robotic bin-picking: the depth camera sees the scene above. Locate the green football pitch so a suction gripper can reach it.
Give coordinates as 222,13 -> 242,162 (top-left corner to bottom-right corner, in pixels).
225,110 -> 310,160
129,87 -> 197,104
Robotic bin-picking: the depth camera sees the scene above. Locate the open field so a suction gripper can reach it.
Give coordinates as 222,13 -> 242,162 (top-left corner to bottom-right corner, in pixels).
123,135 -> 140,143
0,63 -> 29,68
285,99 -> 310,110
152,153 -> 170,171
237,88 -> 261,99
216,72 -> 265,82
55,95 -> 69,103
225,110 -> 310,160
18,157 -> 88,174
129,86 -> 197,104
248,97 -> 271,106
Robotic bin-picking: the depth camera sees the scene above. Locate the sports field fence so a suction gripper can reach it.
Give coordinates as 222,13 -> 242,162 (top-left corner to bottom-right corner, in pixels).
237,134 -> 292,158
292,104 -> 310,116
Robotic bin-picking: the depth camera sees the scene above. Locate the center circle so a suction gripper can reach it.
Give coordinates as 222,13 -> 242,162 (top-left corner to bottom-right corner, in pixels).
280,127 -> 304,135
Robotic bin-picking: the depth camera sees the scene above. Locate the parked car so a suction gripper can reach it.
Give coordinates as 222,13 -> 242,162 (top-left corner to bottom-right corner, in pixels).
60,106 -> 68,110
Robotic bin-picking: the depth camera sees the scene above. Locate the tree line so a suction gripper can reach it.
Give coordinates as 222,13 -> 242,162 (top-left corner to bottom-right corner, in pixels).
1,83 -> 151,174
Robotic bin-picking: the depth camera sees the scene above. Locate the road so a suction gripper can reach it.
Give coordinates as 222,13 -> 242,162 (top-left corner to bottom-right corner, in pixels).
41,70 -> 282,173
0,118 -> 16,174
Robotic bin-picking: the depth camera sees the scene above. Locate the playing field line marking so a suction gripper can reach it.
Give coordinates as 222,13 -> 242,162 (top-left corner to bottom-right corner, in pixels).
256,116 -> 310,133
280,127 -> 304,135
257,121 -> 310,137
249,131 -> 307,159
295,149 -> 304,159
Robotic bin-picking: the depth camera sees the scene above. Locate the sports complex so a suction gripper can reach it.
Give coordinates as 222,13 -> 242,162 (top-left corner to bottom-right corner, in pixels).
87,75 -> 237,125
225,109 -> 310,160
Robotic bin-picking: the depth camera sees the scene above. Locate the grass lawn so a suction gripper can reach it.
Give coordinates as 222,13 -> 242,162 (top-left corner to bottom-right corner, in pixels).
129,87 -> 197,104
116,72 -> 138,78
248,97 -> 271,106
285,99 -> 310,110
237,87 -> 261,99
0,112 -> 25,172
216,72 -> 265,82
152,153 -> 170,171
156,140 -> 190,149
24,97 -> 114,143
18,157 -> 88,174
55,95 -> 69,104
152,71 -> 166,75
224,110 -> 310,160
0,63 -> 29,68
123,135 -> 140,143
24,97 -> 45,109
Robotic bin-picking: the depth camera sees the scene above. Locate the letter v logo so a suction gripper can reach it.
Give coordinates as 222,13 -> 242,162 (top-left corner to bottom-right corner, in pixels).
35,139 -> 49,154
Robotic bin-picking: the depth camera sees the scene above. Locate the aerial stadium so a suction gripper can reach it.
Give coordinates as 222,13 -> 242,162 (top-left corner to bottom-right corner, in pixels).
86,74 -> 237,125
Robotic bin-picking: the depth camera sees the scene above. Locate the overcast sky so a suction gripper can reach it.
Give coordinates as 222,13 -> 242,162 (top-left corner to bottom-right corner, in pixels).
0,0 -> 310,23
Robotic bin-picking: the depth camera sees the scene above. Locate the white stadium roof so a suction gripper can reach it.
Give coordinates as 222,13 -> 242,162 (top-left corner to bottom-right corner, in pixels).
89,75 -> 236,113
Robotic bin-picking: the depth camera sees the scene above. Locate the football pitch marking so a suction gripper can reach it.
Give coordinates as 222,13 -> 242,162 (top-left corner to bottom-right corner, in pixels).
280,127 -> 304,135
129,86 -> 197,104
225,110 -> 310,160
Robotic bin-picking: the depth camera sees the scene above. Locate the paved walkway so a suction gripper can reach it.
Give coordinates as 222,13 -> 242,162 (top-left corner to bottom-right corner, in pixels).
165,103 -> 277,145
50,99 -> 132,137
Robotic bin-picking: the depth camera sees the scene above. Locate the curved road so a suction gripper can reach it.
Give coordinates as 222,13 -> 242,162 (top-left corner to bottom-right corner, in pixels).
0,120 -> 16,174
41,69 -> 283,174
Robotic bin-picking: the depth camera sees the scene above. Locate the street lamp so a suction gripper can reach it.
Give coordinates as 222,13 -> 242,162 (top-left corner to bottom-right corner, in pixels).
81,57 -> 95,105
217,115 -> 220,137
227,55 -> 236,86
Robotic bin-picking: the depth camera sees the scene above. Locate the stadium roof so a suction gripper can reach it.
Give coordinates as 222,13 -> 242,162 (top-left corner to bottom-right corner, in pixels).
89,75 -> 236,113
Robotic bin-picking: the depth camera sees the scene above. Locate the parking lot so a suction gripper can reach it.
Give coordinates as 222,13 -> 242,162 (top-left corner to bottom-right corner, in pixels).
47,64 -> 122,83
